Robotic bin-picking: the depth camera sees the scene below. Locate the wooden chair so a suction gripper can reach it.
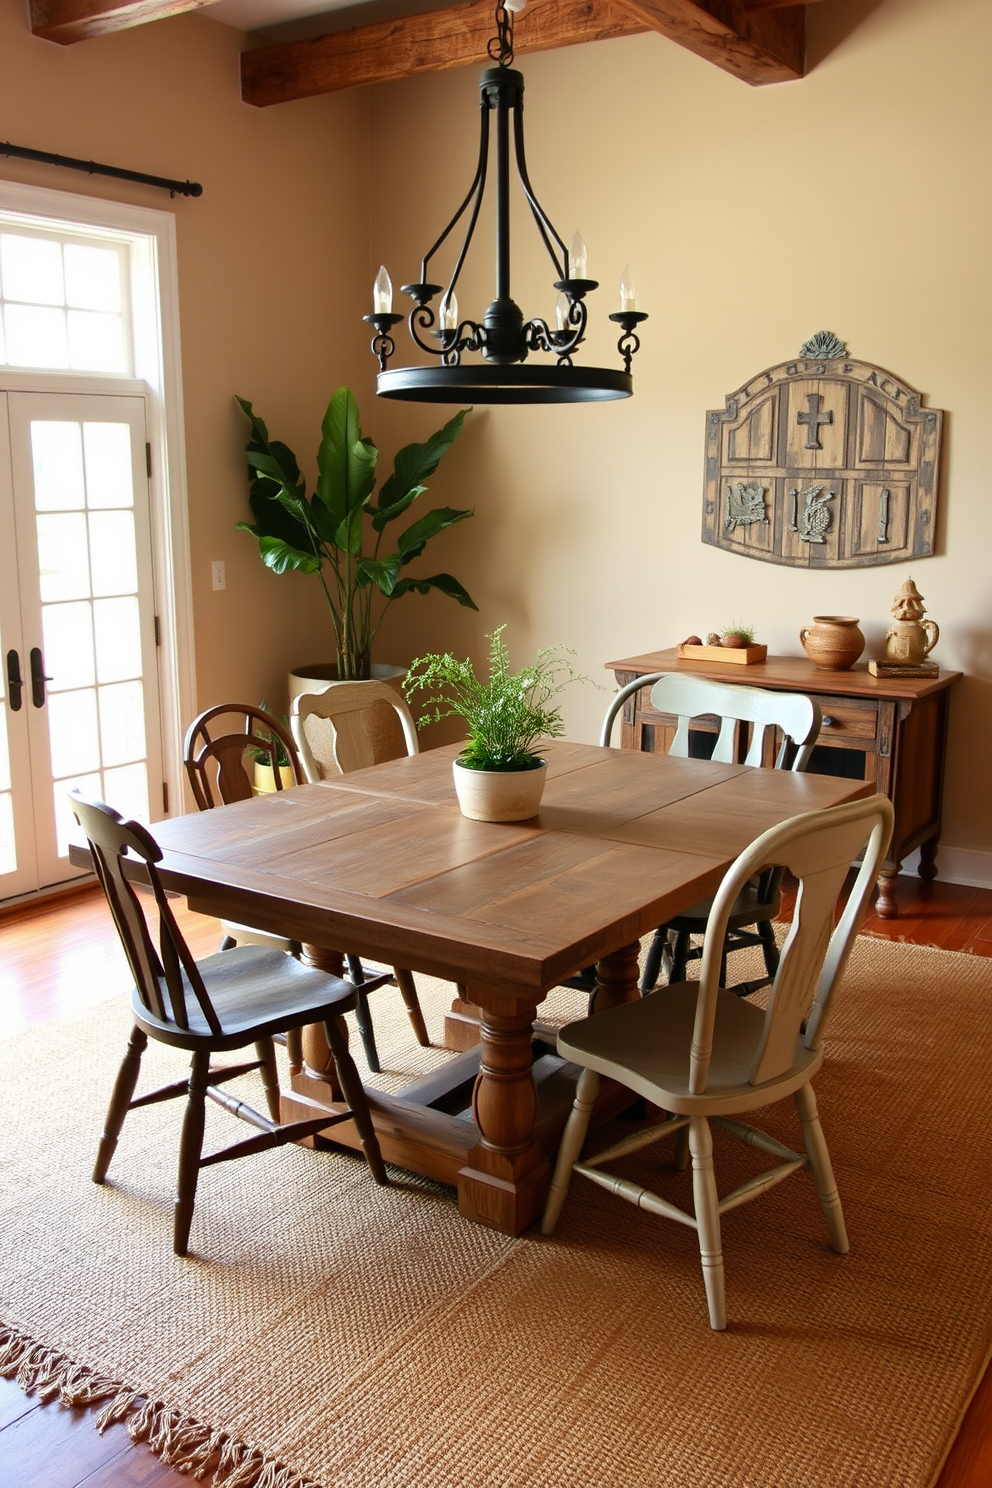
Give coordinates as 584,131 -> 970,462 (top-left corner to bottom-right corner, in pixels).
291,682 -> 430,1073
183,703 -> 306,958
600,673 -> 822,997
70,792 -> 387,1257
541,794 -> 894,1330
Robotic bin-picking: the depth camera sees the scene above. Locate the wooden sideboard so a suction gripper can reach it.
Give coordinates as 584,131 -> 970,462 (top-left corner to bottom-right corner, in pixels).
606,649 -> 962,918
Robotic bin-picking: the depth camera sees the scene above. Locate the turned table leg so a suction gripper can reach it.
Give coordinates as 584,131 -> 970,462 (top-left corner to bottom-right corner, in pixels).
458,994 -> 548,1235
589,940 -> 641,1015
291,945 -> 348,1106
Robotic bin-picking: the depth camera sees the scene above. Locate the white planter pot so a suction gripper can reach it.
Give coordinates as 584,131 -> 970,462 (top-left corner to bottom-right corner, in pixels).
452,759 -> 548,822
288,663 -> 406,774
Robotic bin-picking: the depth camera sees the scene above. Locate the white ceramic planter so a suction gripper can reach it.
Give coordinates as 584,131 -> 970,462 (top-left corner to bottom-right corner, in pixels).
452,759 -> 548,822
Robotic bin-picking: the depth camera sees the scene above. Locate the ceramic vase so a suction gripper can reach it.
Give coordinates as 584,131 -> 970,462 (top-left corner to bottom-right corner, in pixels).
452,759 -> 548,822
799,616 -> 865,671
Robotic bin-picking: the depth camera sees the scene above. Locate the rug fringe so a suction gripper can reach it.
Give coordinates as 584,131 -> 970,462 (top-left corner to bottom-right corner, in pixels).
0,1320 -> 321,1487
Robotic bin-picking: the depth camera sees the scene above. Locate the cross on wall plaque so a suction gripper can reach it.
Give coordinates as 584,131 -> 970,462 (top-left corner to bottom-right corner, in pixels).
701,332 -> 944,569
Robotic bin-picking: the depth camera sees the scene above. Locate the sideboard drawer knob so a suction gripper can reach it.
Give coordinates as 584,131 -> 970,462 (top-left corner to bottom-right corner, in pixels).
822,715 -> 836,727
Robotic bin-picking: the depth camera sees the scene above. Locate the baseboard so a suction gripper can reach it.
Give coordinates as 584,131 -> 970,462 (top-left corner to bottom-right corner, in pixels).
901,845 -> 992,890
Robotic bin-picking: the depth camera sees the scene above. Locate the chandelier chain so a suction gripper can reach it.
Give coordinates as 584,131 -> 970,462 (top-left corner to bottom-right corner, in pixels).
488,3 -> 515,66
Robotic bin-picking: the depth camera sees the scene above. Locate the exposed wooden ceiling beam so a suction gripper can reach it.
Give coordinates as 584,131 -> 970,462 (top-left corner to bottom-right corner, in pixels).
242,0 -> 648,108
30,0 -> 218,45
617,0 -> 804,85
242,0 -> 805,107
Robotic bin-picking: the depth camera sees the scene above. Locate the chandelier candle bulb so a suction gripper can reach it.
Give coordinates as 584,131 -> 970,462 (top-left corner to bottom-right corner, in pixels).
568,230 -> 588,281
440,292 -> 459,331
619,264 -> 636,312
373,266 -> 393,315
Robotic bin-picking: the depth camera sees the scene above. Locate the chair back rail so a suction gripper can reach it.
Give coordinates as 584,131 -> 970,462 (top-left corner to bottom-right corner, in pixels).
291,681 -> 419,781
69,793 -> 223,1036
601,672 -> 821,771
689,795 -> 894,1094
183,704 -> 303,810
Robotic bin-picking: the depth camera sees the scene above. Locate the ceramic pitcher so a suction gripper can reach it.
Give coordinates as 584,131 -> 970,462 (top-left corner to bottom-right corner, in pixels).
800,616 -> 865,671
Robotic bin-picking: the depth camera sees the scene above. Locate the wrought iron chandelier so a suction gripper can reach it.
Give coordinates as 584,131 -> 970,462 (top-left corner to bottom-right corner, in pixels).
364,0 -> 648,404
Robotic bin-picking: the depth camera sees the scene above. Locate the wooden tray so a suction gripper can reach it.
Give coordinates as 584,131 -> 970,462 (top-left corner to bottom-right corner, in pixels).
676,643 -> 768,666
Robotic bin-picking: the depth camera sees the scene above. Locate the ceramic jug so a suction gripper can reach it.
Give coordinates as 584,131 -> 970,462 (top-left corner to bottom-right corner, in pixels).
885,617 -> 939,665
799,616 -> 865,671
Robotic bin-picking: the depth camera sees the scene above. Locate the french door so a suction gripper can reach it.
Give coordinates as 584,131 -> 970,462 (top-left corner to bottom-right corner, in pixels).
0,391 -> 162,899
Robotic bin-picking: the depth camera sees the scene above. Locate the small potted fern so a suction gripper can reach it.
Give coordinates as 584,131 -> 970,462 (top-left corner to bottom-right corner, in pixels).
404,627 -> 585,822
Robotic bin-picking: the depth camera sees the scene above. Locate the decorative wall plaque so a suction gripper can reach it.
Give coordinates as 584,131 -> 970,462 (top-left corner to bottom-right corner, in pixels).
701,334 -> 943,568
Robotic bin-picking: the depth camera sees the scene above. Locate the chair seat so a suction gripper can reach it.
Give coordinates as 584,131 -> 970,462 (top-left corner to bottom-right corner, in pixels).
557,983 -> 822,1116
132,945 -> 356,1051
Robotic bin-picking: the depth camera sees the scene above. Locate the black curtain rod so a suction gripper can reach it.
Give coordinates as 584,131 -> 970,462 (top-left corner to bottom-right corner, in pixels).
0,141 -> 202,198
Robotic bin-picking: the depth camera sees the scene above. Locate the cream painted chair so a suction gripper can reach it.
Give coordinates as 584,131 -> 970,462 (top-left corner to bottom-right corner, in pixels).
541,794 -> 894,1330
291,682 -> 429,1072
600,672 -> 822,996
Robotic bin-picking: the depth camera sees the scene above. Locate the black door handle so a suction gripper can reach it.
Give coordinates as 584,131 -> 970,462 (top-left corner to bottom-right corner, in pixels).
6,649 -> 23,712
30,647 -> 52,708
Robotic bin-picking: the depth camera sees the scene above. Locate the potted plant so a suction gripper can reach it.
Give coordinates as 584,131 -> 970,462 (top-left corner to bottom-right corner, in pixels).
236,388 -> 476,682
404,627 -> 586,822
248,703 -> 296,794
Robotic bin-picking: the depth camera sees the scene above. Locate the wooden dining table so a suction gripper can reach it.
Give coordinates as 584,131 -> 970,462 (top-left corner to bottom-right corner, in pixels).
110,739 -> 871,1236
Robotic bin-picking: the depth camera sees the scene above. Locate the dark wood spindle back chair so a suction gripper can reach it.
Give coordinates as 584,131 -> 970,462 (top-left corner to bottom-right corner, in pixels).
71,792 -> 387,1256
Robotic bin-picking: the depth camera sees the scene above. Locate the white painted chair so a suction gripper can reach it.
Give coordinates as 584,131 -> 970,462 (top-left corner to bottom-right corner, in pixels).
290,682 -> 429,1072
600,673 -> 822,995
541,794 -> 894,1330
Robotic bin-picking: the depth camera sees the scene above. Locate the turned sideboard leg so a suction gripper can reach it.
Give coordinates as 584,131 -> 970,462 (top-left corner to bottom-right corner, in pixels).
876,866 -> 900,919
919,835 -> 940,882
459,998 -> 548,1235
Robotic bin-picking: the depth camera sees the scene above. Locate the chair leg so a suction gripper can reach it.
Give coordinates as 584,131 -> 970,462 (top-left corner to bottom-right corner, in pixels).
689,1116 -> 726,1331
174,1051 -> 209,1257
757,919 -> 780,982
540,1068 -> 600,1235
285,1026 -> 303,1075
640,928 -> 667,993
323,1016 -> 388,1187
795,1082 -> 849,1254
394,967 -> 430,1047
346,954 -> 381,1073
254,1037 -> 281,1123
218,934 -> 237,952
93,1024 -> 148,1184
670,927 -> 692,984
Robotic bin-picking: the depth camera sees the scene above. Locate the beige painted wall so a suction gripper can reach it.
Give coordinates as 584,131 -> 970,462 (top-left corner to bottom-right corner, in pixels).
366,0 -> 992,864
0,4 -> 372,714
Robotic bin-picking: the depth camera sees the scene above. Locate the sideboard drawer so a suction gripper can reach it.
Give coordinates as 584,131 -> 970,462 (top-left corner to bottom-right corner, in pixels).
813,699 -> 878,742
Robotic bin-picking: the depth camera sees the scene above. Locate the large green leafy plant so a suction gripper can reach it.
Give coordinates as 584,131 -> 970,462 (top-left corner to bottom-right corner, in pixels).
236,388 -> 475,680
404,626 -> 586,772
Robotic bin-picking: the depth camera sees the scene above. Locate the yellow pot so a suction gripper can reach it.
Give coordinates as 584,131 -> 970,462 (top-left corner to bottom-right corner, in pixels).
253,761 -> 296,795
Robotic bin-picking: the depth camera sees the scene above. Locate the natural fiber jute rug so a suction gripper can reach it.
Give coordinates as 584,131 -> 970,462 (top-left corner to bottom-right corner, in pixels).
2,938 -> 991,1488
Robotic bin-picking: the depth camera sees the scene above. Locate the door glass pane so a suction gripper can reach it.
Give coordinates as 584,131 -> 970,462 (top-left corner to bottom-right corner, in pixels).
93,597 -> 141,682
68,311 -> 127,374
5,304 -> 69,369
0,793 -> 15,875
102,763 -> 149,827
47,689 -> 100,777
88,510 -> 137,596
31,422 -> 85,511
83,423 -> 133,508
37,512 -> 90,601
54,772 -> 102,859
43,601 -> 95,692
64,244 -> 122,313
99,680 -> 146,766
0,234 -> 64,304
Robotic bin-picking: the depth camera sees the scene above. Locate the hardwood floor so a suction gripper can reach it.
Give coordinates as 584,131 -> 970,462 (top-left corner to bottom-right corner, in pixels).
1,874 -> 990,1487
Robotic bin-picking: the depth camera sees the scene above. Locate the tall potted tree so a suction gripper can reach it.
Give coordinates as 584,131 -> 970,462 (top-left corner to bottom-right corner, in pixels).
236,388 -> 475,684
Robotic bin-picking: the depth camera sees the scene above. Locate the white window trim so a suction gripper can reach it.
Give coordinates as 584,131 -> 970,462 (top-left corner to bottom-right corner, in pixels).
0,180 -> 196,822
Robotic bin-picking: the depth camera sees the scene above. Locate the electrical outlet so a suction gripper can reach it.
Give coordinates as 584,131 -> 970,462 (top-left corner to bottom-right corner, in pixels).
211,560 -> 226,592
